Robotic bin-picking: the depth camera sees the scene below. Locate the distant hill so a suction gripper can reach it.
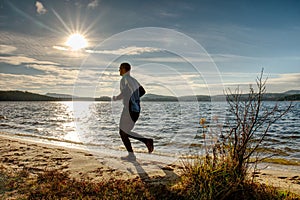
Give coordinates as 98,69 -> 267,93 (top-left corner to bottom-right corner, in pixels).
0,91 -> 58,101
46,93 -> 77,99
95,96 -> 111,101
278,94 -> 300,101
179,95 -> 211,101
141,94 -> 178,101
213,93 -> 299,101
46,93 -> 96,101
284,90 -> 300,95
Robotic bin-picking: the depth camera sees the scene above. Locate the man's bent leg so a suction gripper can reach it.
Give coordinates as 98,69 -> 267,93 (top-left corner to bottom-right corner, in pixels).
127,111 -> 147,142
128,111 -> 154,153
119,129 -> 133,152
120,109 -> 154,153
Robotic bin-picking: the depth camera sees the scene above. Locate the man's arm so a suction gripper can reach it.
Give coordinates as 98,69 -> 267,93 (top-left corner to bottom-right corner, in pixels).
113,78 -> 125,101
113,93 -> 123,101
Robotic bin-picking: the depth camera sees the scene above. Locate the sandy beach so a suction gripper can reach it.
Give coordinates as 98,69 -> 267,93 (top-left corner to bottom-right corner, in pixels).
1,132 -> 300,197
255,163 -> 300,196
0,132 -> 181,183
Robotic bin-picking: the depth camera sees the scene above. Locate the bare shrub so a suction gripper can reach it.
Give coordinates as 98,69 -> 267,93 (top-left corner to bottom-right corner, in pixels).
220,69 -> 292,179
180,70 -> 293,199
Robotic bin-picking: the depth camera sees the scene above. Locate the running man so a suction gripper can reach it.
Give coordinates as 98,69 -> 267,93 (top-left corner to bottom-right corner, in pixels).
113,62 -> 154,160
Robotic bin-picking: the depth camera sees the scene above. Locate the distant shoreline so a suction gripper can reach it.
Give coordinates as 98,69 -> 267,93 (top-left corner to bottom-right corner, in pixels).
1,90 -> 300,101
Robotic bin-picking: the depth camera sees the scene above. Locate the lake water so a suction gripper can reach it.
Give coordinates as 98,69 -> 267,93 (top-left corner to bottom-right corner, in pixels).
0,101 -> 299,162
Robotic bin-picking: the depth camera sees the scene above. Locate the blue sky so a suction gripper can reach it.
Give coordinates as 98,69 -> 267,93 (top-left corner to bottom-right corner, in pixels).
0,0 -> 299,97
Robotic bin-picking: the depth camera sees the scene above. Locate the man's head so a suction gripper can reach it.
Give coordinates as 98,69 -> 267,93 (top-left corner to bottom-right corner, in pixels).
119,62 -> 131,76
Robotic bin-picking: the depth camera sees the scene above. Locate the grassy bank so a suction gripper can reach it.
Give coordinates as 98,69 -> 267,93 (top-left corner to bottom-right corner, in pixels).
1,164 -> 299,200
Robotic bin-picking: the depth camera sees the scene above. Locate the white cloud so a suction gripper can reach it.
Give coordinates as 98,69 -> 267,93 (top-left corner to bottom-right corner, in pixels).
86,46 -> 162,55
0,45 -> 17,54
0,73 -> 56,90
28,64 -> 78,76
35,1 -> 47,15
87,0 -> 99,9
0,70 -> 77,94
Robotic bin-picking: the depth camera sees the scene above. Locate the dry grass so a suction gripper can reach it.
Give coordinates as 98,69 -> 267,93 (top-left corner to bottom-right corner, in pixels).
177,156 -> 299,200
1,163 -> 299,200
0,165 -> 181,200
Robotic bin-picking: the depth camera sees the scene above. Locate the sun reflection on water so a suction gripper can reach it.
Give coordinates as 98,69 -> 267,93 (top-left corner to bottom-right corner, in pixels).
58,102 -> 80,143
69,101 -> 96,144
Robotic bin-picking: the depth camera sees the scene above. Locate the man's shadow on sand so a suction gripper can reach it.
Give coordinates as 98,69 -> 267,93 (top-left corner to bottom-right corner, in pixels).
124,158 -> 179,183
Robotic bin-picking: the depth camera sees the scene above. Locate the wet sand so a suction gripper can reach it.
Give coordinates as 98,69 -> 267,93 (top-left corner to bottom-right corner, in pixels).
254,163 -> 300,195
0,132 -> 299,196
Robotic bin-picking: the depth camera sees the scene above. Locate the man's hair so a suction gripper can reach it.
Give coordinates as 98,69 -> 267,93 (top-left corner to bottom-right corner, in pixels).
120,62 -> 131,72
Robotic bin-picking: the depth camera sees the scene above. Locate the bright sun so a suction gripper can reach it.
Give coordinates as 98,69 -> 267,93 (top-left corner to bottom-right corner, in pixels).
66,33 -> 88,51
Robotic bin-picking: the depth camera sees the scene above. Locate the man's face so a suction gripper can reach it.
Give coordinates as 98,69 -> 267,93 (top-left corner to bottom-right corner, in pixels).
119,67 -> 126,76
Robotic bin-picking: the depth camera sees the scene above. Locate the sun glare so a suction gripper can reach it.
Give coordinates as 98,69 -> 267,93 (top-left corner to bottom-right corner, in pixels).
66,33 -> 88,51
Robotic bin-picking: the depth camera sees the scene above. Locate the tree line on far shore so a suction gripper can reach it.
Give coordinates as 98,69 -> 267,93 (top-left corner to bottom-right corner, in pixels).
0,90 -> 299,101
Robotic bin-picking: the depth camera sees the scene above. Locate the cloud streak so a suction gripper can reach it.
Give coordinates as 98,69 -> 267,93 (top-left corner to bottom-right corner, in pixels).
7,59 -> 77,78
0,55 -> 59,66
85,46 -> 162,55
268,73 -> 300,85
